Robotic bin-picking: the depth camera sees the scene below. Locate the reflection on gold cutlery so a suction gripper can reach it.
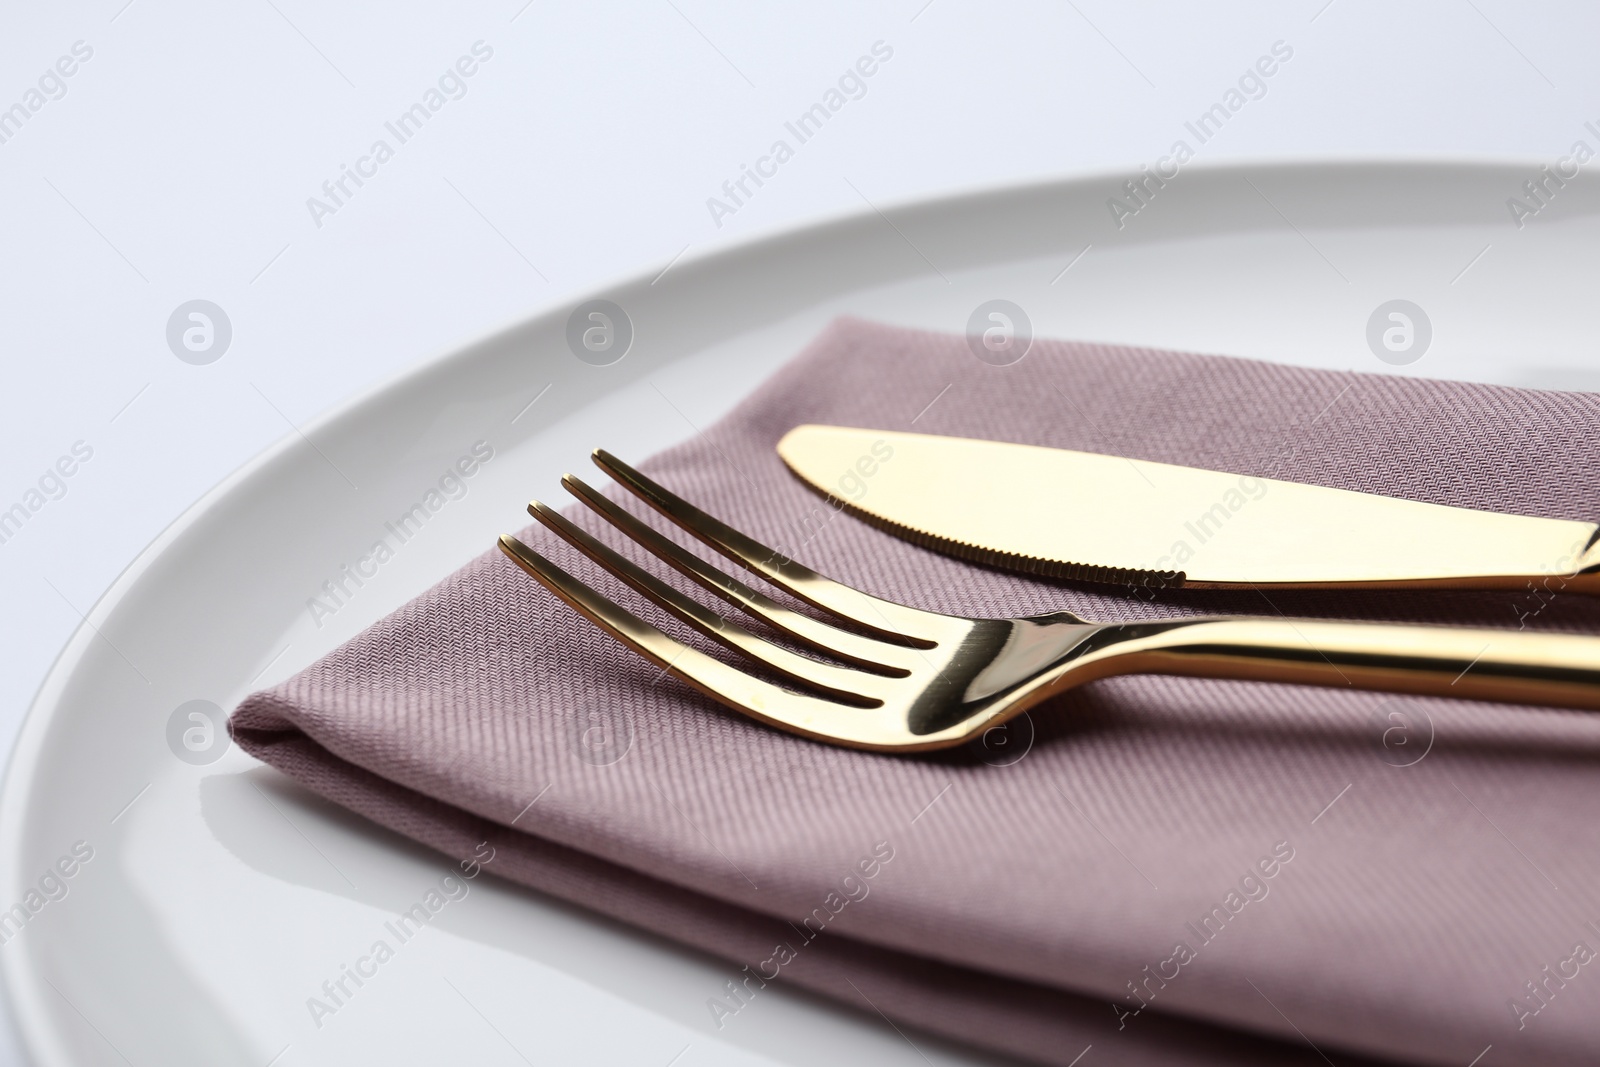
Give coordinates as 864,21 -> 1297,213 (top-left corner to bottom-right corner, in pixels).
498,451 -> 1600,753
778,425 -> 1600,595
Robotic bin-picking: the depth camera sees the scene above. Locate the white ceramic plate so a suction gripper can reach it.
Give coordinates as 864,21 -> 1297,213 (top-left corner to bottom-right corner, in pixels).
5,162 -> 1599,1067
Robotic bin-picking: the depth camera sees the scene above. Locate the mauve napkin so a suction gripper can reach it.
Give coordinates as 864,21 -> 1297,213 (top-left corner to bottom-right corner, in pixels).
233,317 -> 1600,1067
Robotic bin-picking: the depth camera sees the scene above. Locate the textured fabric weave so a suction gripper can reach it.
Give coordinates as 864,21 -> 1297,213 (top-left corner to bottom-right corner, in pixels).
233,318 -> 1600,1066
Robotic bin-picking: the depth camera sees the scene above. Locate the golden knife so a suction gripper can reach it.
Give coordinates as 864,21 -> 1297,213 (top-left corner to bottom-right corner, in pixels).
776,424 -> 1600,595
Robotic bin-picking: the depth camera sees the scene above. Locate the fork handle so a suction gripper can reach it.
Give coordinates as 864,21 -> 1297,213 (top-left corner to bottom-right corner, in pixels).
1092,617 -> 1600,711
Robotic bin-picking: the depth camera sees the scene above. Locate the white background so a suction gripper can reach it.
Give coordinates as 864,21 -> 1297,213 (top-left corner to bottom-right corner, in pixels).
1,1 -> 1597,1062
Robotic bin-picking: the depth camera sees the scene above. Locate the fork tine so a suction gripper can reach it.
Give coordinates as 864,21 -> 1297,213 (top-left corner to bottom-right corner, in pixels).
561,474 -> 913,675
497,534 -> 913,749
523,503 -> 883,705
592,450 -> 938,646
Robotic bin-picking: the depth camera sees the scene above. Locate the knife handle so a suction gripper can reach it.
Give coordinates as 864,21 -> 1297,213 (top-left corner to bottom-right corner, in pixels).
1096,617 -> 1600,712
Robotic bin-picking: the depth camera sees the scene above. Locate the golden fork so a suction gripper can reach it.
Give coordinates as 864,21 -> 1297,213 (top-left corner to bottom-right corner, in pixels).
497,451 -> 1600,753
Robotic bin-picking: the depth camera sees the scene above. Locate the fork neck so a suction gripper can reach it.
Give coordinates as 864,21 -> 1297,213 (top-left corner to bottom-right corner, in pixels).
1051,614 -> 1600,714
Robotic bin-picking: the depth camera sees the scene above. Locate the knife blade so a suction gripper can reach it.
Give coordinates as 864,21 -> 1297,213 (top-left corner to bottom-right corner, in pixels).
776,424 -> 1600,594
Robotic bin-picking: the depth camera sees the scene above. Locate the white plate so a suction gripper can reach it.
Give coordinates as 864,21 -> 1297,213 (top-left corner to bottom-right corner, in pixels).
5,162 -> 1599,1067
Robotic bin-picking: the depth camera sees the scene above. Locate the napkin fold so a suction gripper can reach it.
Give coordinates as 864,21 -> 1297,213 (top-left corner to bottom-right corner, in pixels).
234,317 -> 1600,1066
